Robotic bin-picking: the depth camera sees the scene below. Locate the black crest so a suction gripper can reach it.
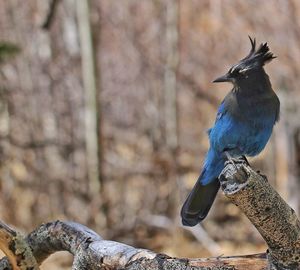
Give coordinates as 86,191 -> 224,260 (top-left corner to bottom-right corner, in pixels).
242,36 -> 276,67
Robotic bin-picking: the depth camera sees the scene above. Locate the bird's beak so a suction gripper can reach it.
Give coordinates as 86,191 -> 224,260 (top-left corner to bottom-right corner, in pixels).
212,74 -> 230,83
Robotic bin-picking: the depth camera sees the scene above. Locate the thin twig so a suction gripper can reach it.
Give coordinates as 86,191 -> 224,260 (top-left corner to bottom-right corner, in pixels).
42,0 -> 61,30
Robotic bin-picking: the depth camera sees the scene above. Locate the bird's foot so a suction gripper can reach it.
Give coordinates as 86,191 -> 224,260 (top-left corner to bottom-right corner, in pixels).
224,152 -> 249,167
219,162 -> 249,191
221,152 -> 249,185
240,155 -> 250,166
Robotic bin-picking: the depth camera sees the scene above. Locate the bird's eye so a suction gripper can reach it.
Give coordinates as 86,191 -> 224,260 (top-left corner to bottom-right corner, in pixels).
238,68 -> 249,74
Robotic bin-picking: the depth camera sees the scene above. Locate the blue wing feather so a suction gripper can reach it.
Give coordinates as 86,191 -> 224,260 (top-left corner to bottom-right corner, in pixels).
209,101 -> 275,157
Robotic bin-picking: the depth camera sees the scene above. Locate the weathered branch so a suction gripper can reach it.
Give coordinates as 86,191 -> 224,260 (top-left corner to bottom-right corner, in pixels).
0,162 -> 299,269
219,161 -> 300,270
0,221 -> 39,270
0,220 -> 267,270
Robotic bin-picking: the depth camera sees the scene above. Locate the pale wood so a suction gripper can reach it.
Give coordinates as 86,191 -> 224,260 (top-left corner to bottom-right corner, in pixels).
76,0 -> 100,194
0,221 -> 269,270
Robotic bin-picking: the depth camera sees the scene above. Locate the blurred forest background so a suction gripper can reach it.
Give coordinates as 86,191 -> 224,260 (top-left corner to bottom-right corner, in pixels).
1,0 -> 300,269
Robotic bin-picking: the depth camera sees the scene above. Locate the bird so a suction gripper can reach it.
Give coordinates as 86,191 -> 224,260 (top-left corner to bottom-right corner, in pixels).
181,37 -> 280,226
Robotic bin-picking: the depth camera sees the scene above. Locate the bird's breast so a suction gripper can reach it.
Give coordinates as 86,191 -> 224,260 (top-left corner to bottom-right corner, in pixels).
209,92 -> 279,157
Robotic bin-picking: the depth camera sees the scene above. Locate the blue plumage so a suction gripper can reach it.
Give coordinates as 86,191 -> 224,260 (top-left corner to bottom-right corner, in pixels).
181,37 -> 280,226
199,148 -> 224,185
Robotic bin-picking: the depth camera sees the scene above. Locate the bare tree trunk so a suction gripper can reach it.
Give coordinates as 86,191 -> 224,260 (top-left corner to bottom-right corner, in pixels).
275,92 -> 300,215
76,0 -> 101,194
164,0 -> 179,151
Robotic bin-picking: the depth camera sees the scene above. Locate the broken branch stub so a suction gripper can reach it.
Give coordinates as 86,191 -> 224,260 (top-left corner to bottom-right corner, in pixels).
0,221 -> 39,270
219,162 -> 300,270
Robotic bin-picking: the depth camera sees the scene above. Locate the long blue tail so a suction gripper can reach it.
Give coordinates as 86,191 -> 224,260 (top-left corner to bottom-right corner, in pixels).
181,148 -> 225,226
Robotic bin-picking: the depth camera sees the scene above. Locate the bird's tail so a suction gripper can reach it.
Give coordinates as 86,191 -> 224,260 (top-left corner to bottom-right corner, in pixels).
181,148 -> 225,226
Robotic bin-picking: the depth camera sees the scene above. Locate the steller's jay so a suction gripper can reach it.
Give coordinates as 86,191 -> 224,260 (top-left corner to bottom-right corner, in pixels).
181,37 -> 280,226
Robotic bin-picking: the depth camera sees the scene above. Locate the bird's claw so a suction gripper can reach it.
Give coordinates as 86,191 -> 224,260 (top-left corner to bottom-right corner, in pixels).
221,152 -> 249,185
224,152 -> 249,167
224,157 -> 248,167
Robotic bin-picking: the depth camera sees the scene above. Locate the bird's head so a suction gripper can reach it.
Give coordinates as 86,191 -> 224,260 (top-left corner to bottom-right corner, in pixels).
213,37 -> 276,85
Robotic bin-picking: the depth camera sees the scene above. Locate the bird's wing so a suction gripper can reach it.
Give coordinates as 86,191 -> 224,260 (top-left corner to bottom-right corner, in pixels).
209,102 -> 243,154
209,100 -> 274,156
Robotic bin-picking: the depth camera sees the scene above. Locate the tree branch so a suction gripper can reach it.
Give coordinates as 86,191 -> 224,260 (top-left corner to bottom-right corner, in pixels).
0,221 -> 39,270
219,161 -> 300,270
0,220 -> 266,270
42,0 -> 61,30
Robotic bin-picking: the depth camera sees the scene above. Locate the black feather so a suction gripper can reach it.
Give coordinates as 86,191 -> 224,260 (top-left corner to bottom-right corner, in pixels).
242,37 -> 276,67
242,36 -> 256,60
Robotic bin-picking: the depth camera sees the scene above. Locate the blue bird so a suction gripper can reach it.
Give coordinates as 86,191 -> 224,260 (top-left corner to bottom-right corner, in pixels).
181,37 -> 280,226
